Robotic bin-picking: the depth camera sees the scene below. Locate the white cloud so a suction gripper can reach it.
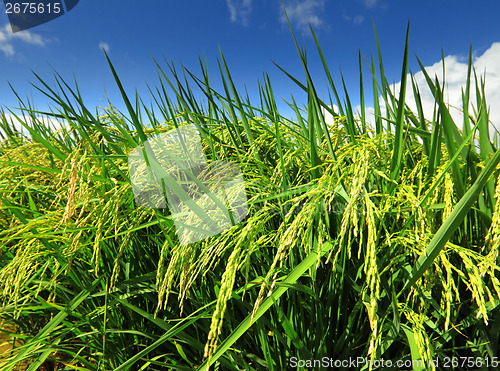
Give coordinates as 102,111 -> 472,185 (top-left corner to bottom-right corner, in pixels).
281,0 -> 326,30
99,41 -> 110,53
226,0 -> 252,26
319,43 -> 500,142
321,104 -> 339,126
0,23 -> 46,57
389,42 -> 500,136
320,43 -> 500,138
0,43 -> 14,57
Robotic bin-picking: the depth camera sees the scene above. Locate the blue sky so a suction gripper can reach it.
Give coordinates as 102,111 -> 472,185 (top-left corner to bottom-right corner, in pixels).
1,0 -> 500,129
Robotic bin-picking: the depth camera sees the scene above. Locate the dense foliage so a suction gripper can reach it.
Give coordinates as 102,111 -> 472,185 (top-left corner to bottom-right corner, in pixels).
1,21 -> 500,370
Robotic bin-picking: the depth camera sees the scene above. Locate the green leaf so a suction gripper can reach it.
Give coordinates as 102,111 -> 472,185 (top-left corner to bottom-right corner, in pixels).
402,324 -> 426,371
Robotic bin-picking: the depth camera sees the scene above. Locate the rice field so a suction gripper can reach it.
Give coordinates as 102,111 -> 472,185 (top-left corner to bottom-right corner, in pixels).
1,21 -> 500,370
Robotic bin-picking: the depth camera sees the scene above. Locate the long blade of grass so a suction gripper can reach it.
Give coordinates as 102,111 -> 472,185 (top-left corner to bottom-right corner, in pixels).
369,54 -> 383,135
218,50 -> 256,147
462,45 -> 473,139
104,51 -> 147,143
358,50 -> 366,133
340,71 -> 358,143
388,20 -> 410,187
309,25 -> 345,118
410,73 -> 430,155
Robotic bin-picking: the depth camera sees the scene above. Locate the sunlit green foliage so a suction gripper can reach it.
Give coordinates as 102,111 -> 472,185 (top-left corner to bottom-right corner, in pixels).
1,19 -> 500,371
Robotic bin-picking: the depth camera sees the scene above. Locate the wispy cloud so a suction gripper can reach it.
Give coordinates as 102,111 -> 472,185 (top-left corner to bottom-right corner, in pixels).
226,0 -> 253,26
342,0 -> 379,26
99,41 -> 110,53
343,14 -> 365,24
364,0 -> 377,8
0,23 -> 45,57
281,0 -> 326,30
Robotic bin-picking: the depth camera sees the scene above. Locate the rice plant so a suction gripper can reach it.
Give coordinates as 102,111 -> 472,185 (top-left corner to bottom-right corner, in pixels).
1,18 -> 500,371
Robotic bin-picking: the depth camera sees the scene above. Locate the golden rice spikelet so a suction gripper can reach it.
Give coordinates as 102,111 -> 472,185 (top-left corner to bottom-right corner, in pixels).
403,306 -> 435,370
437,253 -> 458,332
457,248 -> 489,324
157,243 -> 181,312
338,145 -> 369,259
204,245 -> 242,360
60,155 -> 79,225
442,172 -> 455,220
363,193 -> 382,361
0,238 -> 42,311
485,174 -> 500,256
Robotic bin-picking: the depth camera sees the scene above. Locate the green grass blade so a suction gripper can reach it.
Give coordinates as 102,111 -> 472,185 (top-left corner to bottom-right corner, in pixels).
218,50 -> 256,147
104,51 -> 148,143
401,324 -> 426,371
340,71 -> 358,143
388,20 -> 410,187
309,25 -> 345,117
369,54 -> 383,135
410,73 -> 430,155
358,50 -> 366,133
462,45 -> 473,139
